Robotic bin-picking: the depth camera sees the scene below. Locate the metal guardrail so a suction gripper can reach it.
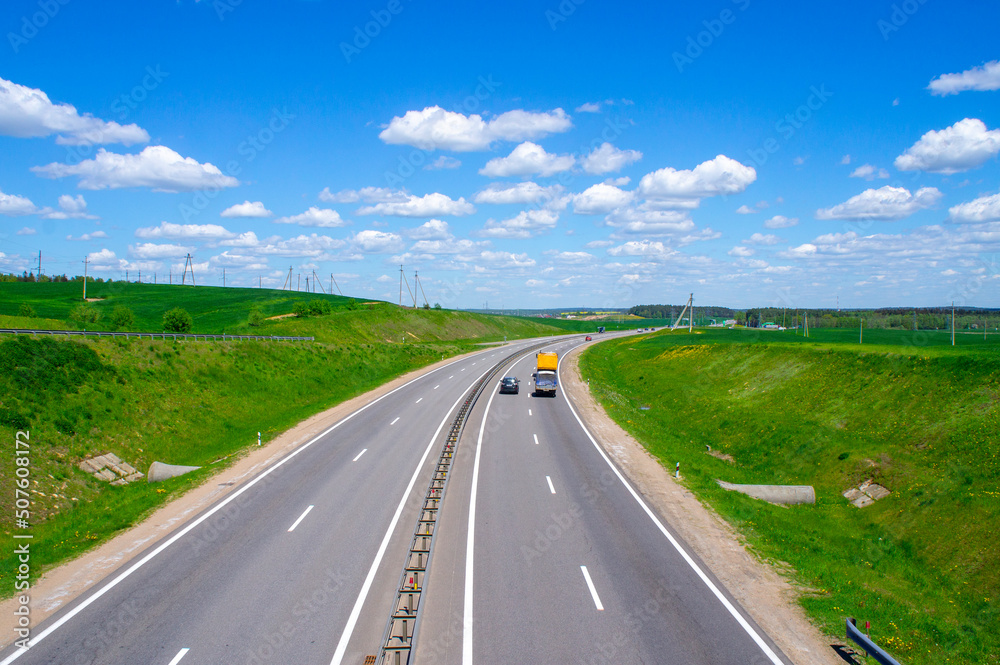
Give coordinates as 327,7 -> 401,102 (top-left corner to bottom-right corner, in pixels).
0,328 -> 314,342
847,618 -> 902,665
376,340 -> 554,665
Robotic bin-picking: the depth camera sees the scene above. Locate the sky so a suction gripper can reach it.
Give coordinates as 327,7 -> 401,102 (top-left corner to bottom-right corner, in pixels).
1,0 -> 999,310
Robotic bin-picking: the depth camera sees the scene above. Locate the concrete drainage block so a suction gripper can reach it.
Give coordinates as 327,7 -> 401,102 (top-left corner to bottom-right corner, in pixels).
78,453 -> 144,486
842,479 -> 890,508
147,461 -> 201,483
716,480 -> 815,505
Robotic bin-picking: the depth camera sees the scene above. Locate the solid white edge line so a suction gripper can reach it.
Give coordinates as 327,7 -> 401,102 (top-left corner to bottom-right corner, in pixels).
0,349 -> 478,665
287,505 -> 315,532
434,385 -> 440,389
167,648 -> 190,665
462,375 -> 503,665
580,566 -> 604,610
528,409 -> 532,416
352,449 -> 368,462
533,434 -> 539,445
416,398 -> 423,404
390,417 -> 400,425
546,476 -> 556,494
556,349 -> 785,665
329,362 -> 499,665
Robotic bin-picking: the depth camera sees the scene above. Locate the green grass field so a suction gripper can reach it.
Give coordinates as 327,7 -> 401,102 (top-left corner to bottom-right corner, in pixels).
580,327 -> 999,664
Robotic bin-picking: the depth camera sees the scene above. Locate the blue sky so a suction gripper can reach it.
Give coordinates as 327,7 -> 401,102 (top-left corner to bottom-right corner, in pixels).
1,0 -> 999,309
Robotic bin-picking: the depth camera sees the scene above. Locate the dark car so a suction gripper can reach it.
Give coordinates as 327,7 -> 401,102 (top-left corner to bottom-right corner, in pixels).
499,376 -> 519,394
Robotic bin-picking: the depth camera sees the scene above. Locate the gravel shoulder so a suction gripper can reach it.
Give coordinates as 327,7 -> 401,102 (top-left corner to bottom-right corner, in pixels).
561,344 -> 843,665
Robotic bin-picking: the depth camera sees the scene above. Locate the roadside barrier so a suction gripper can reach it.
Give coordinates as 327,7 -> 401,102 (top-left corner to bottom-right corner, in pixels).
0,328 -> 313,342
847,618 -> 902,665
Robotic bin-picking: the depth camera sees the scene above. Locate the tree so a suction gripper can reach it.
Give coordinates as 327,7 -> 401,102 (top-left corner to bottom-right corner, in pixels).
163,308 -> 193,333
18,303 -> 36,318
70,304 -> 101,325
293,301 -> 310,317
248,305 -> 265,327
308,299 -> 332,315
108,305 -> 135,331
433,303 -> 442,310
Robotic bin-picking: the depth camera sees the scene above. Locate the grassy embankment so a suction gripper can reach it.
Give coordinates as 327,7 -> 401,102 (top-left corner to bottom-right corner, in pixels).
0,283 -> 570,593
581,327 -> 999,665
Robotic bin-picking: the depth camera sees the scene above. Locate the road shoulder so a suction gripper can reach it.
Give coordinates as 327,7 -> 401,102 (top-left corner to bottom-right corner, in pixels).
561,344 -> 842,665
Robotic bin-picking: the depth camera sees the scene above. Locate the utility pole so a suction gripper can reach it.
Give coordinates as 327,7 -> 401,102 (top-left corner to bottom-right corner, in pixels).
37,250 -> 41,281
282,267 -> 293,291
169,269 -> 172,285
181,254 -> 196,286
297,274 -> 301,291
331,273 -> 343,296
952,302 -> 955,346
689,293 -> 693,333
259,275 -> 262,289
399,265 -> 404,306
860,317 -> 863,344
82,256 -> 88,300
223,268 -> 226,288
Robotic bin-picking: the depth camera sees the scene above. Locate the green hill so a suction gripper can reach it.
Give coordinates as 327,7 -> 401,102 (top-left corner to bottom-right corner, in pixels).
580,327 -> 999,664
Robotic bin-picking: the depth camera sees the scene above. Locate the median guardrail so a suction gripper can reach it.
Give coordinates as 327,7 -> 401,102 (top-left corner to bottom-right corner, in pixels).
0,328 -> 314,342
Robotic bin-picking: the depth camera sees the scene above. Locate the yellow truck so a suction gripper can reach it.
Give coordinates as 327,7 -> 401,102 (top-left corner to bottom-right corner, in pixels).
533,352 -> 558,397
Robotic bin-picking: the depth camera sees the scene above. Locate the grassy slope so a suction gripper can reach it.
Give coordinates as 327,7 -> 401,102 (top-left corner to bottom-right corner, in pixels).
580,328 -> 999,664
0,293 -> 571,591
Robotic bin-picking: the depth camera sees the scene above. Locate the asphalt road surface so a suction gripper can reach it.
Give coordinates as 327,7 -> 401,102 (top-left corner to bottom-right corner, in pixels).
1,333 -> 790,665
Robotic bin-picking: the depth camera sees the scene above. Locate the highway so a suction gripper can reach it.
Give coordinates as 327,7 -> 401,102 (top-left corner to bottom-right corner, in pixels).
1,334 -> 790,665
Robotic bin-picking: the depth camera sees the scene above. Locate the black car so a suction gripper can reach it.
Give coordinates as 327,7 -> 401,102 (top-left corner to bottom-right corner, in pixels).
499,376 -> 519,394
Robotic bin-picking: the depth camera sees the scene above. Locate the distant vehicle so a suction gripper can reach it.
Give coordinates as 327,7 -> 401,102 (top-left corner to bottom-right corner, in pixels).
597,326 -> 605,333
585,335 -> 592,341
533,352 -> 558,397
499,376 -> 519,394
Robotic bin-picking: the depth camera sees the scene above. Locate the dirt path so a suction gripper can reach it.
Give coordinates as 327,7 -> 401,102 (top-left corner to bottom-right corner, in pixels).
561,345 -> 843,665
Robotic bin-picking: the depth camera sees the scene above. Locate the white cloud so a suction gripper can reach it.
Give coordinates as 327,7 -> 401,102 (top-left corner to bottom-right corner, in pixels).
247,234 -> 346,257
735,205 -> 757,214
357,192 -> 475,217
129,243 -> 193,260
41,194 -> 98,220
66,231 -> 108,241
86,248 -> 118,269
604,207 -> 694,236
949,192 -> 1000,223
478,209 -> 558,239
479,141 -> 575,177
728,246 -> 755,257
351,229 -> 404,253
478,251 -> 536,268
840,154 -> 851,165
637,154 -> 756,206
221,201 -> 272,218
426,155 -> 461,170
816,186 -> 943,221
763,215 -> 799,229
406,219 -> 452,240
32,146 -> 240,192
319,186 -> 403,203
410,238 -> 488,255
744,233 -> 783,245
548,250 -> 595,264
274,207 -> 347,228
572,182 -> 633,215
894,118 -> 1000,174
928,61 -> 1000,96
793,156 -> 806,166
849,164 -> 890,180
378,106 -> 572,151
0,76 -> 148,146
575,102 -> 601,113
16,227 -> 36,235
0,189 -> 38,216
135,221 -> 235,240
941,269 -> 958,276
581,142 -> 642,174
606,240 -> 679,261
473,181 -> 564,205
585,239 -> 614,248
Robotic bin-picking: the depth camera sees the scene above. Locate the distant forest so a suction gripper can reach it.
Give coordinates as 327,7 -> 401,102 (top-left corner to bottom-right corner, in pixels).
628,304 -> 1000,331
